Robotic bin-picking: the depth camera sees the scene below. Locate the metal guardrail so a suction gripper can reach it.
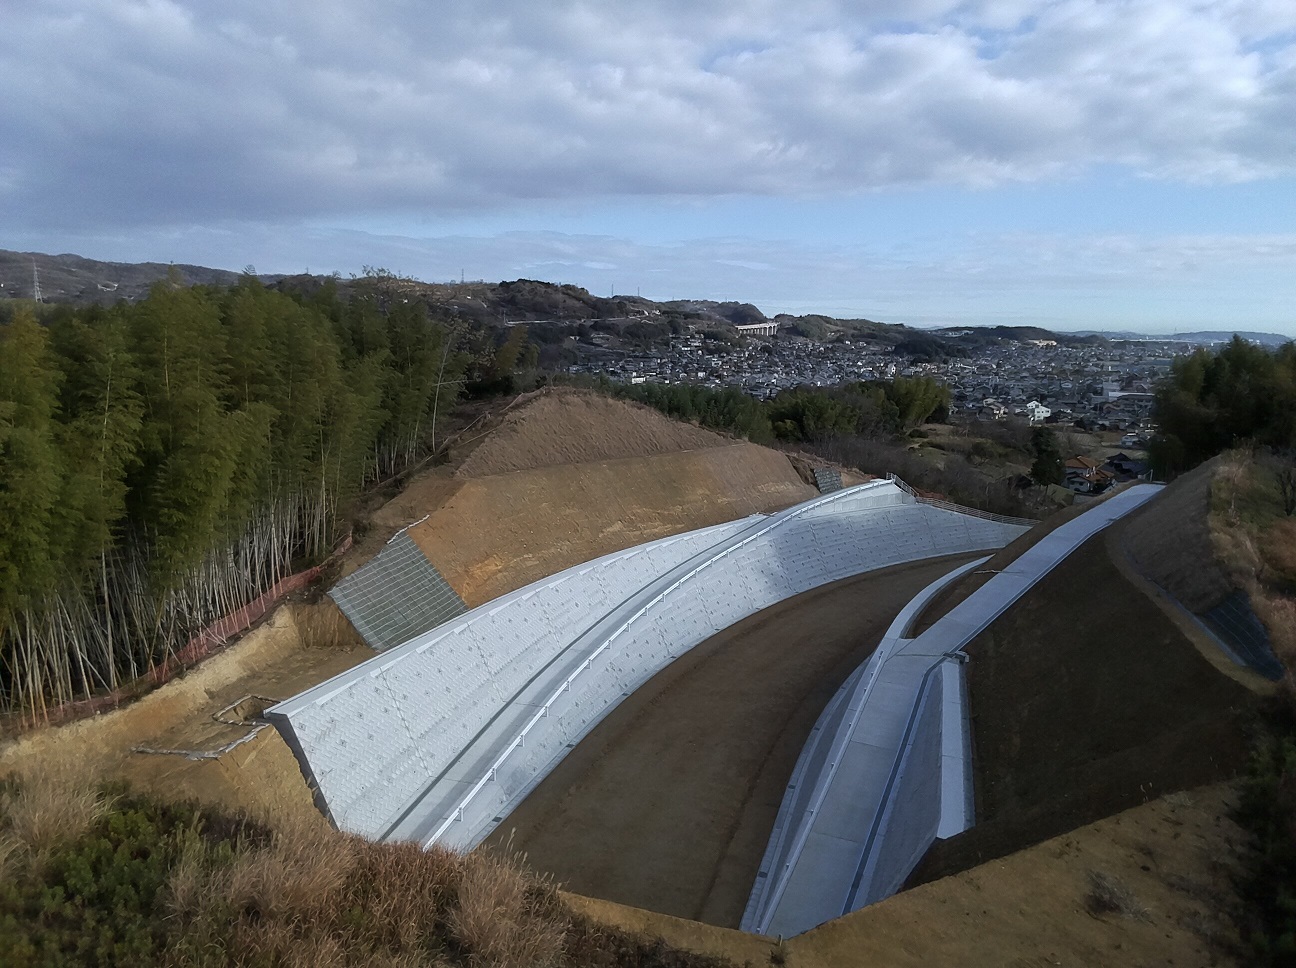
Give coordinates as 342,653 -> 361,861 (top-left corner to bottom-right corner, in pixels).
423,479 -> 904,847
887,473 -> 1037,528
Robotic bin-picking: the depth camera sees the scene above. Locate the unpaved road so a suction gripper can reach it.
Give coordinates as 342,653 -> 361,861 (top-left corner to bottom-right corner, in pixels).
488,553 -> 983,927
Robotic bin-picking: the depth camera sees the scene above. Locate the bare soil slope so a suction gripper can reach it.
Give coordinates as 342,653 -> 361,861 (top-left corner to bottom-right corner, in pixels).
1123,456 -> 1233,611
486,554 -> 982,927
456,390 -> 728,478
910,517 -> 1260,887
413,443 -> 814,606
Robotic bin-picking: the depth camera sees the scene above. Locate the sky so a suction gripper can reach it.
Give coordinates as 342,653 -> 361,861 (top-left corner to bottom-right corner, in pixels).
2,0 -> 1294,334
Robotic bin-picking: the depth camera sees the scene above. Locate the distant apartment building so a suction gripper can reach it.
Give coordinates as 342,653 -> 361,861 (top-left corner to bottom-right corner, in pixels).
1023,400 -> 1052,424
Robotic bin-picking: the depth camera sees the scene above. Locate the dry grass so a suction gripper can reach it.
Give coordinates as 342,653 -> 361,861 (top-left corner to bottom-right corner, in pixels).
1085,870 -> 1151,922
451,848 -> 567,968
0,832 -> 18,880
1260,518 -> 1296,589
223,813 -> 359,922
353,839 -> 463,950
0,754 -> 115,859
165,812 -> 570,967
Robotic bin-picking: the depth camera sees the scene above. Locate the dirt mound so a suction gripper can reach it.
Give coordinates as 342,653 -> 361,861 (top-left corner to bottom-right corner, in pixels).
455,390 -> 728,478
413,443 -> 815,606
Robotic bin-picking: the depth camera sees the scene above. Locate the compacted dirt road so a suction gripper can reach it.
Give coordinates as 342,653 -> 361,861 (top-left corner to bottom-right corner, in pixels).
487,553 -> 984,928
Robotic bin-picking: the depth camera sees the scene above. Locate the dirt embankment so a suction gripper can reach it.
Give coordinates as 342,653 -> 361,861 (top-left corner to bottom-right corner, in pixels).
910,517 -> 1261,887
1122,456 -> 1234,612
456,390 -> 730,478
412,443 -> 814,606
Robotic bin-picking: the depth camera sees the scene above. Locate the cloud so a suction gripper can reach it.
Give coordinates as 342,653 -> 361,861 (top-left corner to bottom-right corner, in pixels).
1,0 -> 1293,231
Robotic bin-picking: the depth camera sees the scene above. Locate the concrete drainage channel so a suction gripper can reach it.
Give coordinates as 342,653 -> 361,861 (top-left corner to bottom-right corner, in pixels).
742,483 -> 1163,937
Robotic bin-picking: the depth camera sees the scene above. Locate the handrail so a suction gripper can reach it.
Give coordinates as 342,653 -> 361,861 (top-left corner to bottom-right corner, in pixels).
422,479 -> 900,846
888,472 -> 1036,528
421,476 -> 1033,848
916,497 -> 1036,528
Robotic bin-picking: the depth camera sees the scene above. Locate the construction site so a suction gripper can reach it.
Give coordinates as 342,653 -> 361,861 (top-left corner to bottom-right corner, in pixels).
1,389 -> 1284,967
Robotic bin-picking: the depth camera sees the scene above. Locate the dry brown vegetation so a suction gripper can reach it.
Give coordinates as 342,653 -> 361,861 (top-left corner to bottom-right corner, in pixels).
0,753 -> 115,863
1207,450 -> 1296,673
1085,869 -> 1151,921
0,762 -> 735,968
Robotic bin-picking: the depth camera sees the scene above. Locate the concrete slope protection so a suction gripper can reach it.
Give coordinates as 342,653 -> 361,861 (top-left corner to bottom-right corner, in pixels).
744,484 -> 1163,938
267,480 -> 1031,852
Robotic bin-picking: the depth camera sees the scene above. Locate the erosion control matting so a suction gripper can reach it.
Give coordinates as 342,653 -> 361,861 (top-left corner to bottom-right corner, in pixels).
485,553 -> 985,928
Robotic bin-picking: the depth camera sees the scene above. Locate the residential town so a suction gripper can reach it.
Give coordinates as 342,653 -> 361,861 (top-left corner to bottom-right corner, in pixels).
567,323 -> 1170,433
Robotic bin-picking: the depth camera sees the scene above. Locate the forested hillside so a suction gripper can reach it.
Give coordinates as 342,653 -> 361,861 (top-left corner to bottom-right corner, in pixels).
0,276 -> 488,718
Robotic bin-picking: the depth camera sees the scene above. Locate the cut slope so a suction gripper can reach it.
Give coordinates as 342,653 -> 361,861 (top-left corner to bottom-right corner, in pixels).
456,390 -> 728,478
1122,456 -> 1232,611
412,443 -> 815,606
909,520 -> 1259,886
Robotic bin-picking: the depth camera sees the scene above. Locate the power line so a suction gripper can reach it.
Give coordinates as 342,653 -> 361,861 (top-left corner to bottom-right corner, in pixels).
31,259 -> 43,303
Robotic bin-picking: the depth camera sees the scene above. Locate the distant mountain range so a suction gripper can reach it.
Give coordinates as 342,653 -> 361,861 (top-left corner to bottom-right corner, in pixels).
3,248 -> 1290,348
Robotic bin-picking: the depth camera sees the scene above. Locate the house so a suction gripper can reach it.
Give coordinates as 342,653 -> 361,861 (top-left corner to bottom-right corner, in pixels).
1103,453 -> 1151,482
1024,400 -> 1052,425
1063,455 -> 1116,494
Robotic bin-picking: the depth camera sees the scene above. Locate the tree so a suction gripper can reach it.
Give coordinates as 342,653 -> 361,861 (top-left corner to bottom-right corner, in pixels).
1273,450 -> 1296,517
1029,427 -> 1064,486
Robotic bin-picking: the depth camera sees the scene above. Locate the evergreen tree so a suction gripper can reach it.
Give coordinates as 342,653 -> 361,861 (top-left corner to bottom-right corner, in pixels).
1029,427 -> 1064,486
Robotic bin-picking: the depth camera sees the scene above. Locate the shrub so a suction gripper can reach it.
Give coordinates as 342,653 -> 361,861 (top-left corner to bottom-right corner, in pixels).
451,848 -> 566,968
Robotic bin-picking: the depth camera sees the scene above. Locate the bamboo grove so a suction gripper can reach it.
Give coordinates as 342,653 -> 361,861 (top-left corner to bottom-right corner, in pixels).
0,276 -> 479,718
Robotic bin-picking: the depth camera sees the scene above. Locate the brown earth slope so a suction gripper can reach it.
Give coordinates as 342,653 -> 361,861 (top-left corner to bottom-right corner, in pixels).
1123,455 -> 1234,612
456,390 -> 729,478
413,443 -> 814,606
910,506 -> 1262,887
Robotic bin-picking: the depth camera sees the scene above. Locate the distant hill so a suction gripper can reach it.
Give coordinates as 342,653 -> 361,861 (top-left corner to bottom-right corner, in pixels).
6,247 -> 1286,350
1167,330 -> 1292,347
0,249 -> 266,304
1071,328 -> 1291,347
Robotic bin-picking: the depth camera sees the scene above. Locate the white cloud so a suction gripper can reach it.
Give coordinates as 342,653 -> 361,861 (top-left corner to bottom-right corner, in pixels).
1,0 -> 1293,230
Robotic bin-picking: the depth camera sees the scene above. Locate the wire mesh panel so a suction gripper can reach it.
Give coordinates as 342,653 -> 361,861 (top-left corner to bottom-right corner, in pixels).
813,467 -> 843,493
329,532 -> 467,652
1202,590 -> 1284,680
